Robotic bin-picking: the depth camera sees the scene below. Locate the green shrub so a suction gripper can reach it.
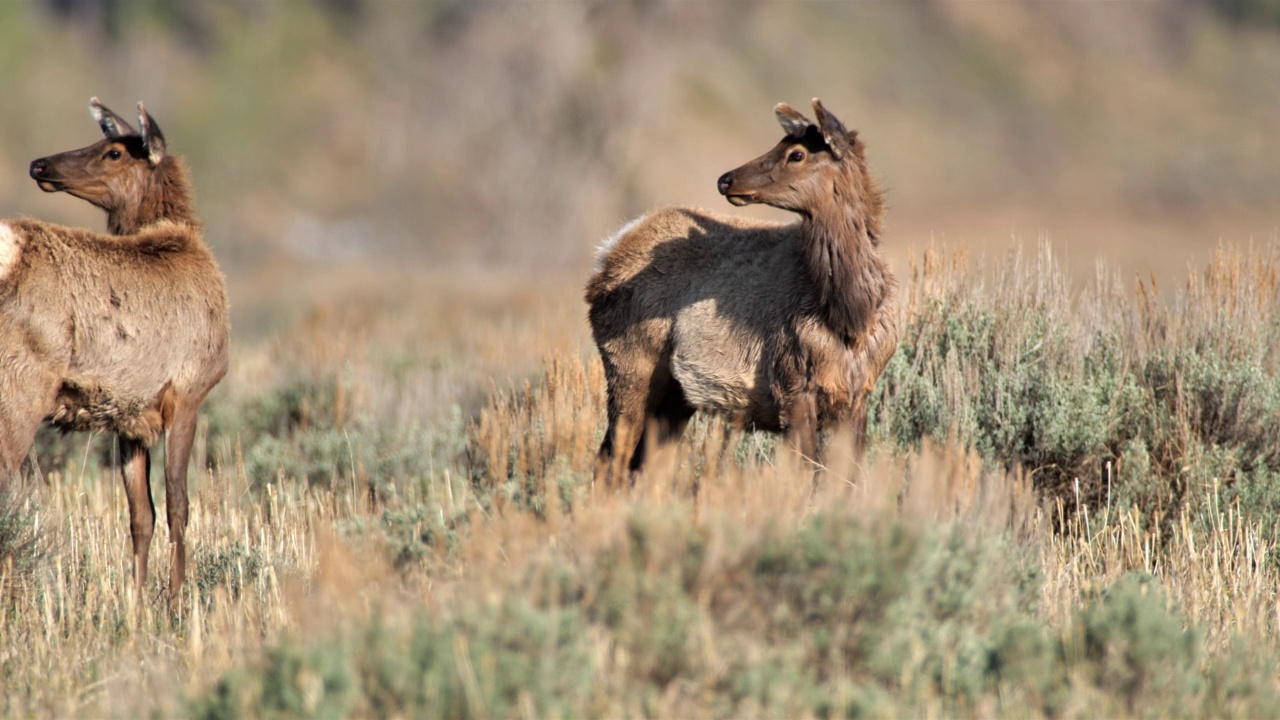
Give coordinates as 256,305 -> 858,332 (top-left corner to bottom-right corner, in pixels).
872,246 -> 1280,528
205,375 -> 443,493
189,601 -> 596,719
192,540 -> 266,607
189,498 -> 1280,717
1069,573 -> 1202,713
377,503 -> 468,570
205,374 -> 348,453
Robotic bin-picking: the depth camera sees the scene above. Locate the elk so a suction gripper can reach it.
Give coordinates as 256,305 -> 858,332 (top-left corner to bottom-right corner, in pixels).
586,99 -> 897,483
3,99 -> 229,607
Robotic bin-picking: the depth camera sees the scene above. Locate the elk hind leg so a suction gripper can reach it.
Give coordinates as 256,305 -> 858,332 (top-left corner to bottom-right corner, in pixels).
595,352 -> 658,486
631,373 -> 694,472
596,393 -> 647,487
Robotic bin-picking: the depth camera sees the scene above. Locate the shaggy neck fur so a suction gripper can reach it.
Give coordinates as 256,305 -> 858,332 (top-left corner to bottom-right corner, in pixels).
799,149 -> 889,342
108,157 -> 199,235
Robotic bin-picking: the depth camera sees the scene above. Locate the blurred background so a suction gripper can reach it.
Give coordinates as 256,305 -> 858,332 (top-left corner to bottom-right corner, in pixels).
0,0 -> 1276,330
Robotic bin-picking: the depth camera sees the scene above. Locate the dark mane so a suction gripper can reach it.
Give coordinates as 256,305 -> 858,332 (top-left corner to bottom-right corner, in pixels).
802,136 -> 891,341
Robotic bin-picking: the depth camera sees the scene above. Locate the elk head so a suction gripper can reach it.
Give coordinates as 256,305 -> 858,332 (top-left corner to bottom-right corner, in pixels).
29,98 -> 168,216
716,98 -> 859,214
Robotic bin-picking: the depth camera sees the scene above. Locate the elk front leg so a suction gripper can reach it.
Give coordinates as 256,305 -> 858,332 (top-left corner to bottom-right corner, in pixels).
784,391 -> 820,469
164,401 -> 199,607
119,436 -> 154,599
849,391 -> 870,463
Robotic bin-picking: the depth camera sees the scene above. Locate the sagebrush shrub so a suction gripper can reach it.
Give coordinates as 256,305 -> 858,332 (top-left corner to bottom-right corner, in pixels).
872,244 -> 1280,524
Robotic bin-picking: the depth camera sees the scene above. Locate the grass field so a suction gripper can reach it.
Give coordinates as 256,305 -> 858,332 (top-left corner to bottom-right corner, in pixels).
2,2 -> 1280,717
5,241 -> 1280,717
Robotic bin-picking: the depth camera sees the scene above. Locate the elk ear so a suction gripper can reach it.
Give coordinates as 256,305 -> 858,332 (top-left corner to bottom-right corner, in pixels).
775,103 -> 815,139
811,98 -> 852,161
137,102 -> 166,166
89,97 -> 136,139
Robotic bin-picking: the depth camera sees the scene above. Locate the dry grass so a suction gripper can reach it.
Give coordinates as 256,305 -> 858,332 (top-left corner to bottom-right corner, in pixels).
2,460 -> 311,715
2,3 -> 1279,715
5,246 -> 1280,716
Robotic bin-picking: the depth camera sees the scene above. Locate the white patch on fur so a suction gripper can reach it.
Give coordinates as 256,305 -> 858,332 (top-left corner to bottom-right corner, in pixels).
592,215 -> 647,273
0,223 -> 20,280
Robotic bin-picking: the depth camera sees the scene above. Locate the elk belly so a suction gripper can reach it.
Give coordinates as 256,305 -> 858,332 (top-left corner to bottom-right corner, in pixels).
50,379 -> 165,445
669,301 -> 765,414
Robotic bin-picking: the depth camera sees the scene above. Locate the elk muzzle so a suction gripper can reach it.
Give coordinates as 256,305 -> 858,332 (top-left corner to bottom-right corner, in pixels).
717,171 -> 755,206
29,157 -> 64,192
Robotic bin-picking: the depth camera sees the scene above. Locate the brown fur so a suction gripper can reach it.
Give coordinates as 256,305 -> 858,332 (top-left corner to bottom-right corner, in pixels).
586,99 -> 897,483
4,99 -> 229,606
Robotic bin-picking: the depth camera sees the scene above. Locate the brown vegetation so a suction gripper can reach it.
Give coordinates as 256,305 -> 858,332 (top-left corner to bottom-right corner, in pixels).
587,99 -> 896,482
1,100 -> 229,606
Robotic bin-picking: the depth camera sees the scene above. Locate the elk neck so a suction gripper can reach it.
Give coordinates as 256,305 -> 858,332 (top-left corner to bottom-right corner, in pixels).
798,169 -> 889,342
107,158 -> 200,235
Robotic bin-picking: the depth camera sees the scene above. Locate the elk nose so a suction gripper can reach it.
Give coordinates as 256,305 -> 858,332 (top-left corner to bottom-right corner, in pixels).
29,158 -> 48,179
717,172 -> 733,195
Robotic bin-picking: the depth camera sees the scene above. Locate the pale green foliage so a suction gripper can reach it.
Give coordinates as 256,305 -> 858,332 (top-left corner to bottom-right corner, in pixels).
871,244 -> 1280,527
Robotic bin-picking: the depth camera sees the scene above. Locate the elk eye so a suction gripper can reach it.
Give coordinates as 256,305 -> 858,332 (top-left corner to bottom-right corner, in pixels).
107,149 -> 122,160
787,150 -> 805,163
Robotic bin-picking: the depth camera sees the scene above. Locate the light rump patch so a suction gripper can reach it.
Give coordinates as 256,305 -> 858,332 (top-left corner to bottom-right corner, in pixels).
593,215 -> 646,273
0,222 -> 21,280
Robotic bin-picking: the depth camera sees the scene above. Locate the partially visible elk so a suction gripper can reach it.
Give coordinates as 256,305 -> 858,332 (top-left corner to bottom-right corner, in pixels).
3,99 -> 229,607
586,99 -> 897,483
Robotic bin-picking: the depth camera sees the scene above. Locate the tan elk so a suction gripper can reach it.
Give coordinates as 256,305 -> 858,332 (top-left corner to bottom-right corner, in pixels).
3,99 -> 229,606
586,99 -> 897,483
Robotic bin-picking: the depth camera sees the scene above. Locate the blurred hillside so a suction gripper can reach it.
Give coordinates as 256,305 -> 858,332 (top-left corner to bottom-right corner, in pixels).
0,0 -> 1276,291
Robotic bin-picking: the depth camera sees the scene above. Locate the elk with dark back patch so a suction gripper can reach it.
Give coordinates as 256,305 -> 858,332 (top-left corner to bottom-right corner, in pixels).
3,99 -> 229,607
586,99 -> 897,484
